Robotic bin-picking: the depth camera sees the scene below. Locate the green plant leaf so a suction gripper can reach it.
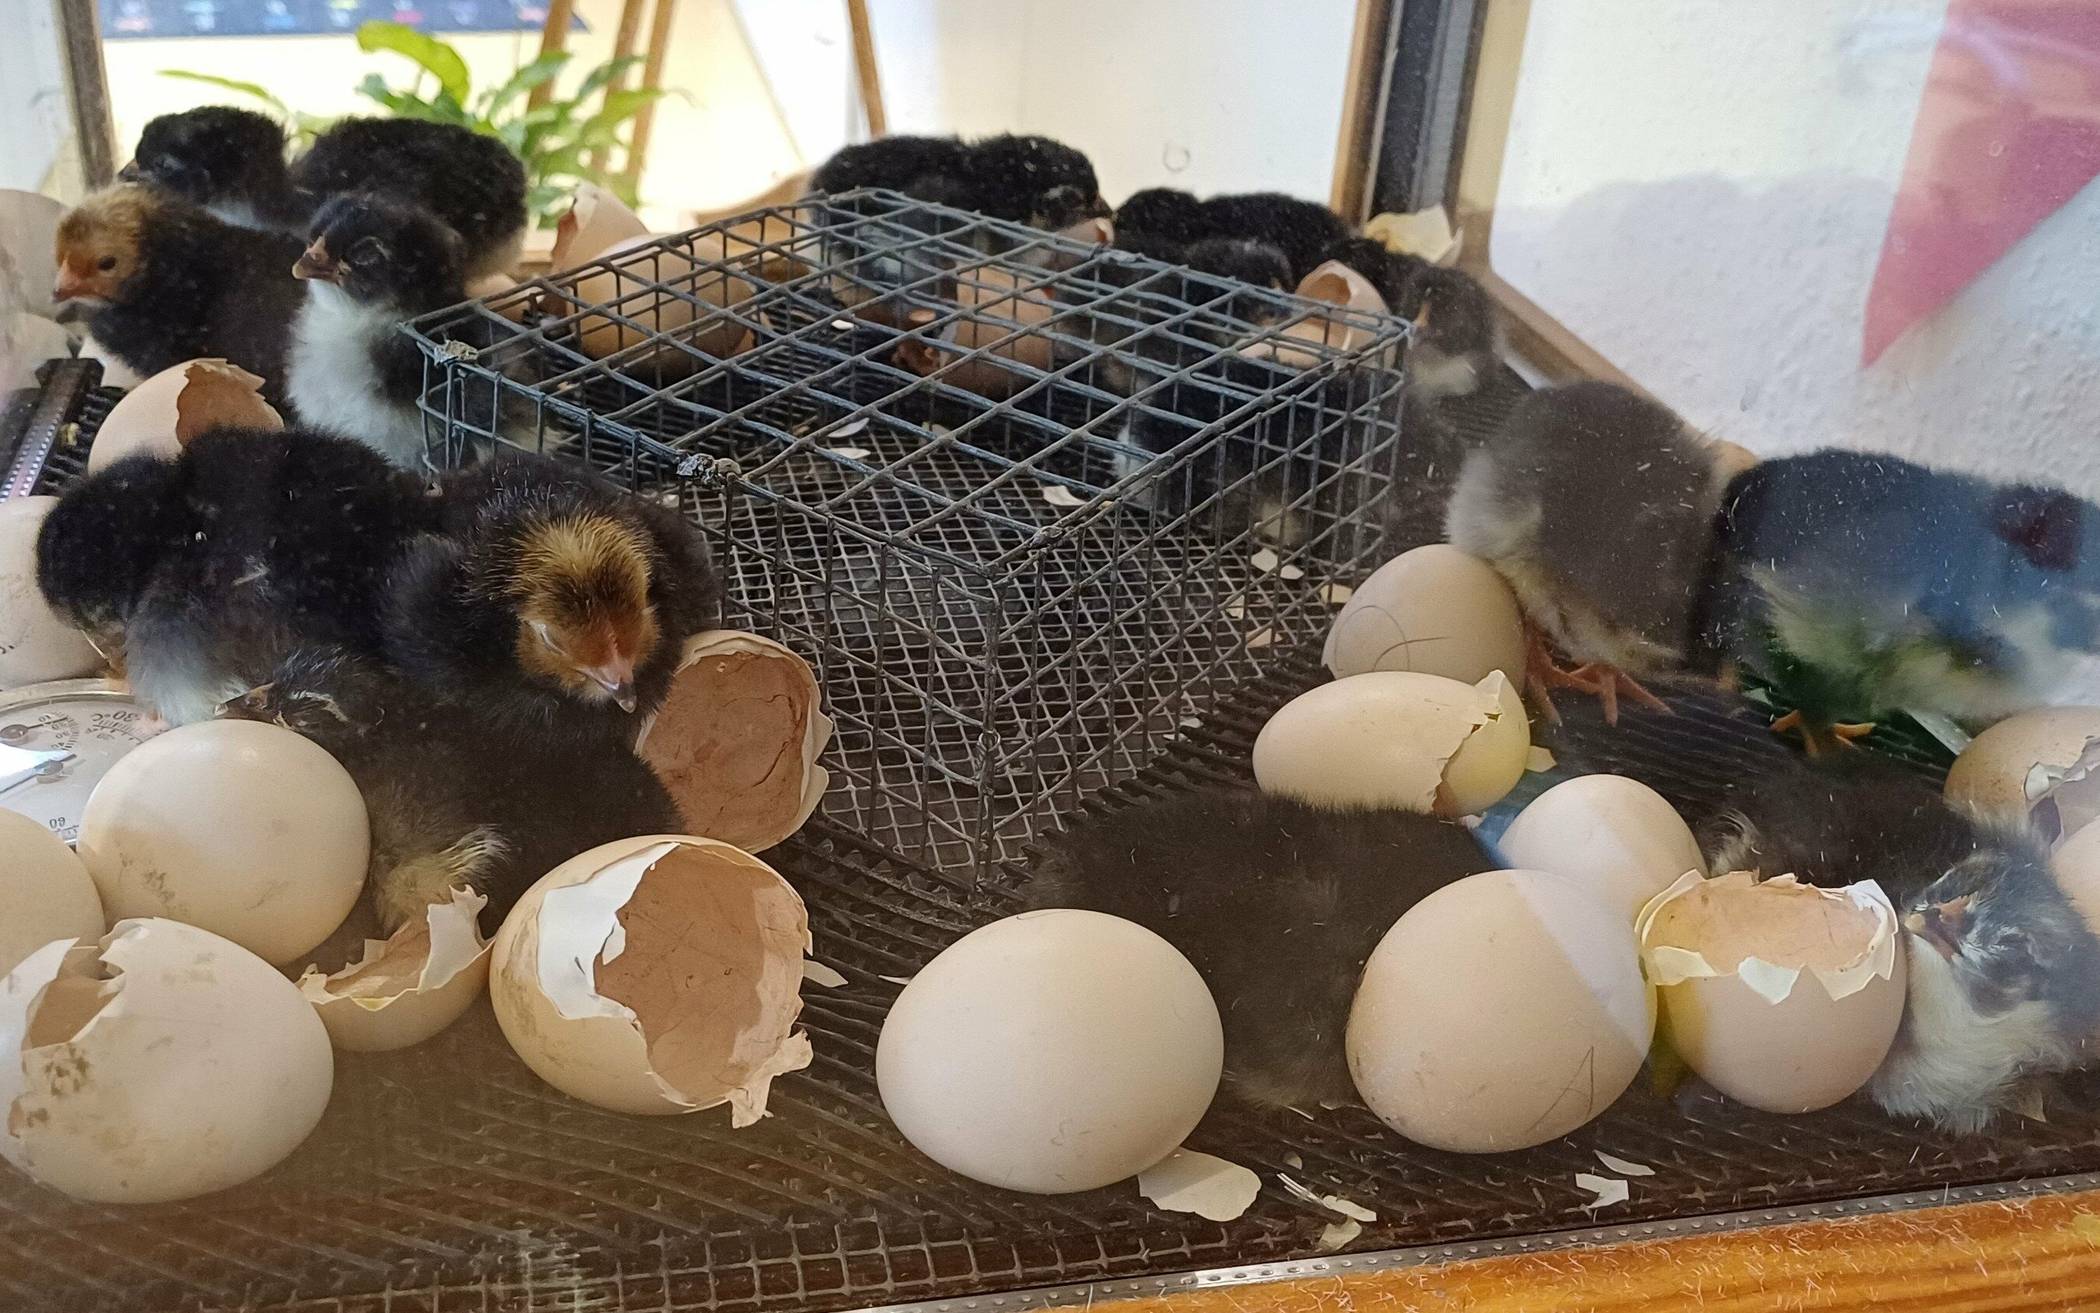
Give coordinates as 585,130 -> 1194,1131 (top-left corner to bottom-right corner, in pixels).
574,88 -> 665,147
574,55 -> 647,103
356,20 -> 472,105
428,91 -> 474,125
158,70 -> 291,119
483,51 -> 572,121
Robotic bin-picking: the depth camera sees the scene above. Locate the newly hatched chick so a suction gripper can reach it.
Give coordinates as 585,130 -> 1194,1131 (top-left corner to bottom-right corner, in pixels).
1024,786 -> 1495,1109
287,194 -> 488,468
1116,189 -> 1350,283
224,646 -> 683,934
811,133 -> 1105,231
385,454 -> 721,746
36,427 -> 435,725
1699,757 -> 2100,1131
1392,264 -> 1498,401
53,185 -> 306,402
1701,448 -> 2100,742
1446,381 -> 1729,722
123,107 -> 528,278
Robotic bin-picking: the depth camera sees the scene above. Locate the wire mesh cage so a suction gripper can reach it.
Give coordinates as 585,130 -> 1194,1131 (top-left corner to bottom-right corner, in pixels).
406,191 -> 1413,876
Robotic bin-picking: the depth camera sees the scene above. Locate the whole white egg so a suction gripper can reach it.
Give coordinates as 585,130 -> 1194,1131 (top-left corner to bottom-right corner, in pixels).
0,919 -> 333,1203
1347,868 -> 1652,1152
1254,670 -> 1530,816
0,810 -> 104,977
1323,544 -> 1527,685
1496,774 -> 1705,920
876,909 -> 1223,1194
77,720 -> 368,965
0,497 -> 101,690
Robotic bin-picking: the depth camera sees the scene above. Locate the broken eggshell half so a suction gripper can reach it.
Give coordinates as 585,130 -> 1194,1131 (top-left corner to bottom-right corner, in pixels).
893,267 -> 1060,399
638,630 -> 832,853
1252,670 -> 1530,816
1637,870 -> 1905,1114
490,836 -> 813,1120
297,887 -> 492,1052
1945,707 -> 2100,849
0,918 -> 334,1203
88,358 -> 284,474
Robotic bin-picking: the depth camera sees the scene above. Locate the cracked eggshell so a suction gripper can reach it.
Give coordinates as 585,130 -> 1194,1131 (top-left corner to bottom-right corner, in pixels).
1323,545 -> 1526,686
1637,871 -> 1904,1114
77,720 -> 368,966
0,497 -> 102,690
88,358 -> 284,474
1253,670 -> 1530,816
550,184 -> 652,271
568,233 -> 760,376
0,811 -> 104,977
638,630 -> 832,852
298,888 -> 491,1052
894,268 -> 1060,400
1497,775 -> 1705,922
490,836 -> 813,1119
877,909 -> 1223,1194
1346,869 -> 1652,1152
1946,708 -> 2100,844
0,918 -> 333,1203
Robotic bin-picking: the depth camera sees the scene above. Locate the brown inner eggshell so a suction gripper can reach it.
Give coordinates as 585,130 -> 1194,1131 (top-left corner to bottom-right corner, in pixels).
641,637 -> 827,852
174,360 -> 282,444
1648,873 -> 1883,973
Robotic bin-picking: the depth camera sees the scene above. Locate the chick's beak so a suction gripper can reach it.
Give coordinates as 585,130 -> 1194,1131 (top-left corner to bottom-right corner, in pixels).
116,160 -> 142,183
218,683 -> 274,720
583,661 -> 639,713
51,265 -> 91,303
293,243 -> 342,283
1905,895 -> 1972,961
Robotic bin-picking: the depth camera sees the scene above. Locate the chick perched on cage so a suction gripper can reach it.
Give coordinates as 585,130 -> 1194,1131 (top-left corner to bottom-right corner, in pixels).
1702,448 -> 2100,748
386,454 -> 721,746
1446,381 -> 1733,723
35,427 -> 435,726
123,106 -> 528,278
1695,756 -> 2100,1131
52,185 -> 306,403
1025,786 -> 1494,1110
287,194 -> 508,469
810,133 -> 1106,231
1115,188 -> 1350,283
224,645 -> 683,934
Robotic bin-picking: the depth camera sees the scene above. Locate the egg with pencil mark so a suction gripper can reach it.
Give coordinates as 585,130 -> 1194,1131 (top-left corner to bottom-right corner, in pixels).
1324,544 -> 1526,685
0,497 -> 102,690
0,811 -> 103,977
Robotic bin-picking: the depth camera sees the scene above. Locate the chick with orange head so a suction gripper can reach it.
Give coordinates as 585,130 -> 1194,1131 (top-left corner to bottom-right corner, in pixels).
385,454 -> 723,747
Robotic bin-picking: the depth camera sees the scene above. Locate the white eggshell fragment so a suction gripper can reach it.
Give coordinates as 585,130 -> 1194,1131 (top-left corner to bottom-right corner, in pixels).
0,497 -> 101,690
88,358 -> 284,474
1637,871 -> 1905,1114
77,720 -> 368,966
1946,707 -> 2100,846
1254,670 -> 1530,816
638,630 -> 832,852
549,183 -> 651,270
0,919 -> 333,1203
0,189 -> 65,318
0,811 -> 103,977
1323,545 -> 1527,686
298,887 -> 492,1052
1347,869 -> 1652,1152
1497,775 -> 1705,921
3,314 -> 72,392
490,836 -> 812,1119
877,909 -> 1223,1194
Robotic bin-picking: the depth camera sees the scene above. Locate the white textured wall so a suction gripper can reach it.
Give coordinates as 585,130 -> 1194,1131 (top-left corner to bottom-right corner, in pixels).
1492,0 -> 2100,495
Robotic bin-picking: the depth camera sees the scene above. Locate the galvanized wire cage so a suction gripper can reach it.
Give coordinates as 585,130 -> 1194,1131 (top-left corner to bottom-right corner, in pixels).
406,191 -> 1412,875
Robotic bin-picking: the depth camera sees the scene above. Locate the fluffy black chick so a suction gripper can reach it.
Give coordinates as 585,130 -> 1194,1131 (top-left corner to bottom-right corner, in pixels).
286,194 -> 491,469
1392,265 -> 1497,400
811,133 -> 1106,230
122,108 -> 527,278
1116,189 -> 1350,283
36,427 -> 435,725
1024,787 -> 1495,1109
122,105 -> 303,231
1697,757 -> 2100,1131
385,454 -> 721,747
1445,381 -> 1732,722
223,646 -> 683,936
53,185 -> 306,404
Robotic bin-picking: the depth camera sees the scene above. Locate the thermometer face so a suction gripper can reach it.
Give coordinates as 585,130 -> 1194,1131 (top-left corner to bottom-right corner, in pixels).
0,680 -> 162,845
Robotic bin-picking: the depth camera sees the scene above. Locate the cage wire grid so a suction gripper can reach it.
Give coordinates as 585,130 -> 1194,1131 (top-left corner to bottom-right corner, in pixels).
406,190 -> 1411,875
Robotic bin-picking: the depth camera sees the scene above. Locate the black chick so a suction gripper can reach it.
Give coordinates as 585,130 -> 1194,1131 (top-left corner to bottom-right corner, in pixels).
1116,188 -> 1350,283
1445,381 -> 1732,722
53,185 -> 306,403
122,105 -> 303,231
286,194 -> 498,469
36,427 -> 435,726
224,645 -> 683,936
810,133 -> 1106,230
386,454 -> 721,747
1392,265 -> 1498,400
122,107 -> 528,278
1697,756 -> 2100,1131
1023,786 -> 1495,1109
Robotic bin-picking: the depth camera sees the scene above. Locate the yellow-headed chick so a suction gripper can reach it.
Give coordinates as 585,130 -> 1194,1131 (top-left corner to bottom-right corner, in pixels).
385,454 -> 722,746
53,184 -> 306,404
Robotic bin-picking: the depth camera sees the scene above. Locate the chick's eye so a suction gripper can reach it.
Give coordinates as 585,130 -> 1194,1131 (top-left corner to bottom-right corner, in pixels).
96,256 -> 117,272
530,620 -> 566,654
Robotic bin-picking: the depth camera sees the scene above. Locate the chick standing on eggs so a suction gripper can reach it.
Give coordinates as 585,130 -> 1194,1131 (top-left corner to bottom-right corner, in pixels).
53,185 -> 306,404
36,427 -> 435,726
385,454 -> 721,746
223,646 -> 683,935
1024,786 -> 1496,1110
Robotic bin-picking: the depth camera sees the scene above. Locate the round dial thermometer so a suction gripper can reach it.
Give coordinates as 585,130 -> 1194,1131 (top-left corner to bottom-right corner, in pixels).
0,678 -> 164,845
